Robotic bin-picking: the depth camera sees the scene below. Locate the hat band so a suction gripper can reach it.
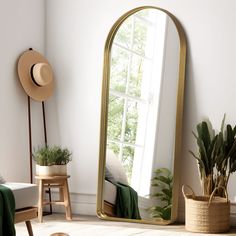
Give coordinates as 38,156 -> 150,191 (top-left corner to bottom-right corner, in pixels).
30,64 -> 42,87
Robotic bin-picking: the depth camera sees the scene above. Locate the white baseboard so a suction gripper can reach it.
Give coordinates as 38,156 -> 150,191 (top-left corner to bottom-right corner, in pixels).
47,192 -> 236,226
48,192 -> 97,216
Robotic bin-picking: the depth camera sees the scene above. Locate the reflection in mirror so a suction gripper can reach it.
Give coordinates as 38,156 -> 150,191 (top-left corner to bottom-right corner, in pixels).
97,7 -> 186,225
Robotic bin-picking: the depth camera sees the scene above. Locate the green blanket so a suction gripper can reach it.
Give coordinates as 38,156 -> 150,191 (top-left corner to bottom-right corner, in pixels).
114,182 -> 141,219
0,185 -> 16,236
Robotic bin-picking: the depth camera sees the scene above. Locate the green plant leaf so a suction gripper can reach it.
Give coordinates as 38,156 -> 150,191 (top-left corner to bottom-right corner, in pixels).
189,150 -> 206,177
221,113 -> 226,134
161,205 -> 172,220
151,183 -> 160,187
227,139 -> 236,158
230,159 -> 236,173
198,122 -> 211,151
152,192 -> 165,198
149,167 -> 173,220
33,145 -> 72,166
192,130 -> 210,175
154,176 -> 171,185
209,135 -> 218,169
233,125 -> 236,136
227,125 -> 234,144
162,188 -> 172,198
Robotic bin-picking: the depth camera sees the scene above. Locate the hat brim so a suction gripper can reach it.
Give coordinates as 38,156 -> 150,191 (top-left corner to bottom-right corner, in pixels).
17,50 -> 54,102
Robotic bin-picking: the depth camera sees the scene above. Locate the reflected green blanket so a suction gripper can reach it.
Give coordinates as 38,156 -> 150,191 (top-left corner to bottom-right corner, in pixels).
0,185 -> 16,236
115,182 -> 141,219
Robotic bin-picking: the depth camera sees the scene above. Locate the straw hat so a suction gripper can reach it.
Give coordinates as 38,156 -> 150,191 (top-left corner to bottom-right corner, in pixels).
17,49 -> 54,101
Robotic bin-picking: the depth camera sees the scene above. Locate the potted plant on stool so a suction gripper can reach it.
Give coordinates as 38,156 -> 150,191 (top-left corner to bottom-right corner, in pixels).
33,146 -> 72,176
33,146 -> 54,176
51,146 -> 72,175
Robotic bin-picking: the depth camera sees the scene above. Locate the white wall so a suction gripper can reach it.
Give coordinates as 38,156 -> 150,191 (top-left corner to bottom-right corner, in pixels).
45,0 -> 236,219
0,0 -> 48,182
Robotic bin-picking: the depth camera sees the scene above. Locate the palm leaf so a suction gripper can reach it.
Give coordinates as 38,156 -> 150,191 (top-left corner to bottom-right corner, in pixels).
155,176 -> 172,185
162,188 -> 172,198
221,113 -> 226,134
189,150 -> 206,177
192,131 -> 210,174
197,121 -> 211,151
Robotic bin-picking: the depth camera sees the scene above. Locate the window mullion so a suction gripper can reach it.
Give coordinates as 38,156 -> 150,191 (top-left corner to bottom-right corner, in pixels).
125,16 -> 135,95
119,98 -> 128,160
108,139 -> 144,149
113,42 -> 151,60
110,90 -> 147,104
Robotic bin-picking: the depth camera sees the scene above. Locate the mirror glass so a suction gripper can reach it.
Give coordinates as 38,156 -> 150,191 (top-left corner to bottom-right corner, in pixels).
97,7 -> 186,224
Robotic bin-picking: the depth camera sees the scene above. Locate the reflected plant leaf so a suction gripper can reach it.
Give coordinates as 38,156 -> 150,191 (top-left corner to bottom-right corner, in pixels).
147,168 -> 173,220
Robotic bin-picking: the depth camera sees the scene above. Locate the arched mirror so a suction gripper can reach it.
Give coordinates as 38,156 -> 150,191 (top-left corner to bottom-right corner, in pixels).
97,6 -> 186,225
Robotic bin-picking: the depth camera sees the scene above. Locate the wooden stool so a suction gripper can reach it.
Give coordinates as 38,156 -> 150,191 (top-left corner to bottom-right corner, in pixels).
35,175 -> 72,223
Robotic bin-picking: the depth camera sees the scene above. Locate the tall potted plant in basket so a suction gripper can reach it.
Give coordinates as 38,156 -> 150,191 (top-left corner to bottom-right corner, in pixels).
182,115 -> 233,233
190,114 -> 236,196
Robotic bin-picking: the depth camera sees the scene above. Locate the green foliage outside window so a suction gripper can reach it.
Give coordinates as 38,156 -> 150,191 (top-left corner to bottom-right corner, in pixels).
107,95 -> 124,141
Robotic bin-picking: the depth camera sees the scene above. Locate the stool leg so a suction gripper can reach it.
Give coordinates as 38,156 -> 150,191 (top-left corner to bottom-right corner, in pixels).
25,221 -> 34,236
38,179 -> 44,223
59,186 -> 64,202
63,180 -> 72,220
48,186 -> 53,214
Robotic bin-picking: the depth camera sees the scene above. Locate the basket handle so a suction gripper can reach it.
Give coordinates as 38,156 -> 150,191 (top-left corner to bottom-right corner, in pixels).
208,186 -> 229,206
182,184 -> 195,199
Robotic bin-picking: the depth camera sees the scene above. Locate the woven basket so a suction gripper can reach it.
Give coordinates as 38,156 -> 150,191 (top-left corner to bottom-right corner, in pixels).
182,185 -> 230,233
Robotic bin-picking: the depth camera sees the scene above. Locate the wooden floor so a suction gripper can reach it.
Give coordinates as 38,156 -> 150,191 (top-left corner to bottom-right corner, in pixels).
15,214 -> 236,236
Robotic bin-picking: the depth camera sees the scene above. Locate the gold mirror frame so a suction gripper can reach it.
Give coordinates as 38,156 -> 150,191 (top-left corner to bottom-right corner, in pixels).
97,6 -> 186,225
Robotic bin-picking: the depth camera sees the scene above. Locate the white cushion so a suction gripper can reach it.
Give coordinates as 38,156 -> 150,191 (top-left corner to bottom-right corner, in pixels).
104,180 -> 117,205
2,182 -> 38,210
106,149 -> 128,185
